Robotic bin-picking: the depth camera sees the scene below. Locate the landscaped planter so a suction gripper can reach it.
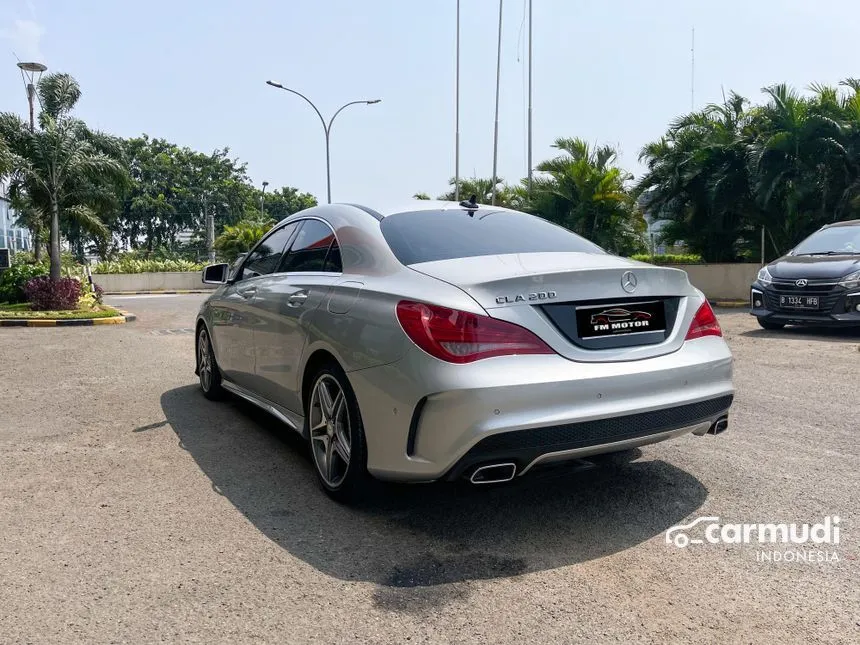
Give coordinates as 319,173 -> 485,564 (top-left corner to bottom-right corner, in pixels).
91,272 -> 217,293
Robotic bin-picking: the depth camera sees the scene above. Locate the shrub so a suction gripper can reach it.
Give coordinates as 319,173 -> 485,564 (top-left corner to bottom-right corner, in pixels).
629,253 -> 704,265
24,277 -> 83,311
0,261 -> 49,303
78,281 -> 104,309
214,219 -> 273,263
92,258 -> 206,274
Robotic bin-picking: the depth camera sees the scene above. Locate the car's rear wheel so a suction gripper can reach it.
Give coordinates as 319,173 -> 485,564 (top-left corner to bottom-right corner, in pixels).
197,326 -> 225,400
757,317 -> 785,331
306,364 -> 370,503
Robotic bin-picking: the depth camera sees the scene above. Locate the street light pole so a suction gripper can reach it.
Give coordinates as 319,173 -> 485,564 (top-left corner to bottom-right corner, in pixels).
266,81 -> 381,204
261,181 -> 269,218
14,61 -> 47,255
17,62 -> 46,132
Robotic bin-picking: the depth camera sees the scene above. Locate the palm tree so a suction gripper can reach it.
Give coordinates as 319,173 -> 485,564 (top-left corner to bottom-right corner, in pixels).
748,84 -> 846,252
214,218 -> 273,263
0,137 -> 10,175
636,93 -> 763,261
836,79 -> 860,216
531,138 -> 645,255
0,74 -> 126,279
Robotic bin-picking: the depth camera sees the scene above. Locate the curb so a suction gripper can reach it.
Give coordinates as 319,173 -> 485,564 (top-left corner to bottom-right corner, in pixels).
709,300 -> 748,309
0,310 -> 136,327
104,290 -> 211,295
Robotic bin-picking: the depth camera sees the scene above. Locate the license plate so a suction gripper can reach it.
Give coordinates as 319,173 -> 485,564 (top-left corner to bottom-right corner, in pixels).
576,301 -> 666,338
779,295 -> 819,309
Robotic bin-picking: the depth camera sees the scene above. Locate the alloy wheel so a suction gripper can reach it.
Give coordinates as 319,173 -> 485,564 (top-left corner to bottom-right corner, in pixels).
309,374 -> 352,488
198,329 -> 212,392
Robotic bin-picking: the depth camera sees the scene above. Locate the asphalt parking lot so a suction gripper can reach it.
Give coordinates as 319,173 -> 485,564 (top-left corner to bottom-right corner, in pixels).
1,294 -> 858,644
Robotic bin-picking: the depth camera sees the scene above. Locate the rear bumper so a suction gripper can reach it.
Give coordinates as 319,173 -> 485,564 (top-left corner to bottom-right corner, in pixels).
443,395 -> 732,481
349,336 -> 734,482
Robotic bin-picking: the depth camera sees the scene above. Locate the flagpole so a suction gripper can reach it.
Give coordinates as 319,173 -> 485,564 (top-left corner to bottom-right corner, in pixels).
455,0 -> 461,202
491,0 -> 503,205
527,0 -> 533,193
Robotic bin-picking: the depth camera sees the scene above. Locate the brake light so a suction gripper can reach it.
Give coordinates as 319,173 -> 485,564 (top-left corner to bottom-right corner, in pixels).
396,300 -> 554,363
685,301 -> 722,340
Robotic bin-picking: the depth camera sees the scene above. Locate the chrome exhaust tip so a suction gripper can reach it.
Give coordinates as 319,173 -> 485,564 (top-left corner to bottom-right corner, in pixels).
469,462 -> 517,484
709,415 -> 729,435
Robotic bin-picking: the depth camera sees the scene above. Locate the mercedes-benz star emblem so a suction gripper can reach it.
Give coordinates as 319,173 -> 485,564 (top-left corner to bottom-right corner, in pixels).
621,271 -> 638,293
795,279 -> 808,287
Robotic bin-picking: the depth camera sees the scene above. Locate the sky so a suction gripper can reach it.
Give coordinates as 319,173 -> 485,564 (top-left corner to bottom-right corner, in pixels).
1,0 -> 859,206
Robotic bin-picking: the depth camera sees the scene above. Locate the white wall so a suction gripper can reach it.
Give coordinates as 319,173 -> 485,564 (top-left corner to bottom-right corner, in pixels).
92,272 -> 217,293
664,263 -> 759,301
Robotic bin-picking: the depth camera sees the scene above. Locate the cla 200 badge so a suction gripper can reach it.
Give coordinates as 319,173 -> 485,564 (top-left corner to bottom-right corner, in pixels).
495,291 -> 557,304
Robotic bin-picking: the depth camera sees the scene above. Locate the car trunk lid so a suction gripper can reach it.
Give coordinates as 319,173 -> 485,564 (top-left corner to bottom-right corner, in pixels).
409,252 -> 695,362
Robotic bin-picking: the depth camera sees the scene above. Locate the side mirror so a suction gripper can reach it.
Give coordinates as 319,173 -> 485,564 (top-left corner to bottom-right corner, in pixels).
202,263 -> 229,284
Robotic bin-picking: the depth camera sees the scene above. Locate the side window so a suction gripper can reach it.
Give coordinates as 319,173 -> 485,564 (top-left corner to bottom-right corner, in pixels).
236,223 -> 297,281
281,220 -> 339,273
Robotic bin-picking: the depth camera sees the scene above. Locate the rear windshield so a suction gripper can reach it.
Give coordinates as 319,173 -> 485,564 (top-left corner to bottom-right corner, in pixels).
380,209 -> 604,265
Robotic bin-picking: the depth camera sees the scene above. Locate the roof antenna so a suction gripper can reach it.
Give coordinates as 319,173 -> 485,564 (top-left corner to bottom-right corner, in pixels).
459,194 -> 478,215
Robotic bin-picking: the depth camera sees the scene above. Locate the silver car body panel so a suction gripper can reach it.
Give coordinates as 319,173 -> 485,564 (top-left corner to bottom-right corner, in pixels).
197,201 -> 734,482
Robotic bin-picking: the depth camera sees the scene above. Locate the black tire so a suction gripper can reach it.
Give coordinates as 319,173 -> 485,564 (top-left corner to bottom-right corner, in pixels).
197,325 -> 226,401
305,363 -> 371,503
757,317 -> 785,331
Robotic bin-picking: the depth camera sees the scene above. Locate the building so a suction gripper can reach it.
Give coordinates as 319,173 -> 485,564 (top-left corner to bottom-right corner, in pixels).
0,179 -> 32,252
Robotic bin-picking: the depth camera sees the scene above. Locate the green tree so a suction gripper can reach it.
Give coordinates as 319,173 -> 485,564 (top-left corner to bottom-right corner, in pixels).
214,217 -> 274,263
0,137 -> 10,175
748,84 -> 848,253
0,73 -> 126,279
255,186 -> 317,221
637,94 -> 757,261
638,80 -> 860,261
530,138 -> 645,255
118,137 -> 256,253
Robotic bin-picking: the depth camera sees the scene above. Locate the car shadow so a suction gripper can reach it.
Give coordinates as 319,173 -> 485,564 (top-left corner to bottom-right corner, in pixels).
161,385 -> 708,610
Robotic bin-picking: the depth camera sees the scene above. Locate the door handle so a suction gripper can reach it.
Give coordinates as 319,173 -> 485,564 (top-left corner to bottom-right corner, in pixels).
287,290 -> 309,307
237,285 -> 256,299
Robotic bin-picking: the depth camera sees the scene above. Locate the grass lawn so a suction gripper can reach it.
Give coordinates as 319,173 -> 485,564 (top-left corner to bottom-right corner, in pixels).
0,303 -> 122,320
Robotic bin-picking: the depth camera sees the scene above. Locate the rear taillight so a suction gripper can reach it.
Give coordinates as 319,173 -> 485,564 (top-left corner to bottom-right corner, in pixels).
685,301 -> 722,340
396,300 -> 554,363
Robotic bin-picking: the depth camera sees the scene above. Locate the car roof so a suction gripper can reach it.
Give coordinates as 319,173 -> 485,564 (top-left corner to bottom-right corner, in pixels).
273,200 -> 518,230
354,199 -> 521,219
822,219 -> 860,228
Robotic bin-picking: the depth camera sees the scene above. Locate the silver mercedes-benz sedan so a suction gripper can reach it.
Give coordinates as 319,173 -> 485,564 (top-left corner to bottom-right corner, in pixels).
195,200 -> 734,501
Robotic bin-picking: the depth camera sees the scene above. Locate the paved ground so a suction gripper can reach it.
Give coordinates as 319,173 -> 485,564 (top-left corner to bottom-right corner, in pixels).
0,294 -> 858,644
